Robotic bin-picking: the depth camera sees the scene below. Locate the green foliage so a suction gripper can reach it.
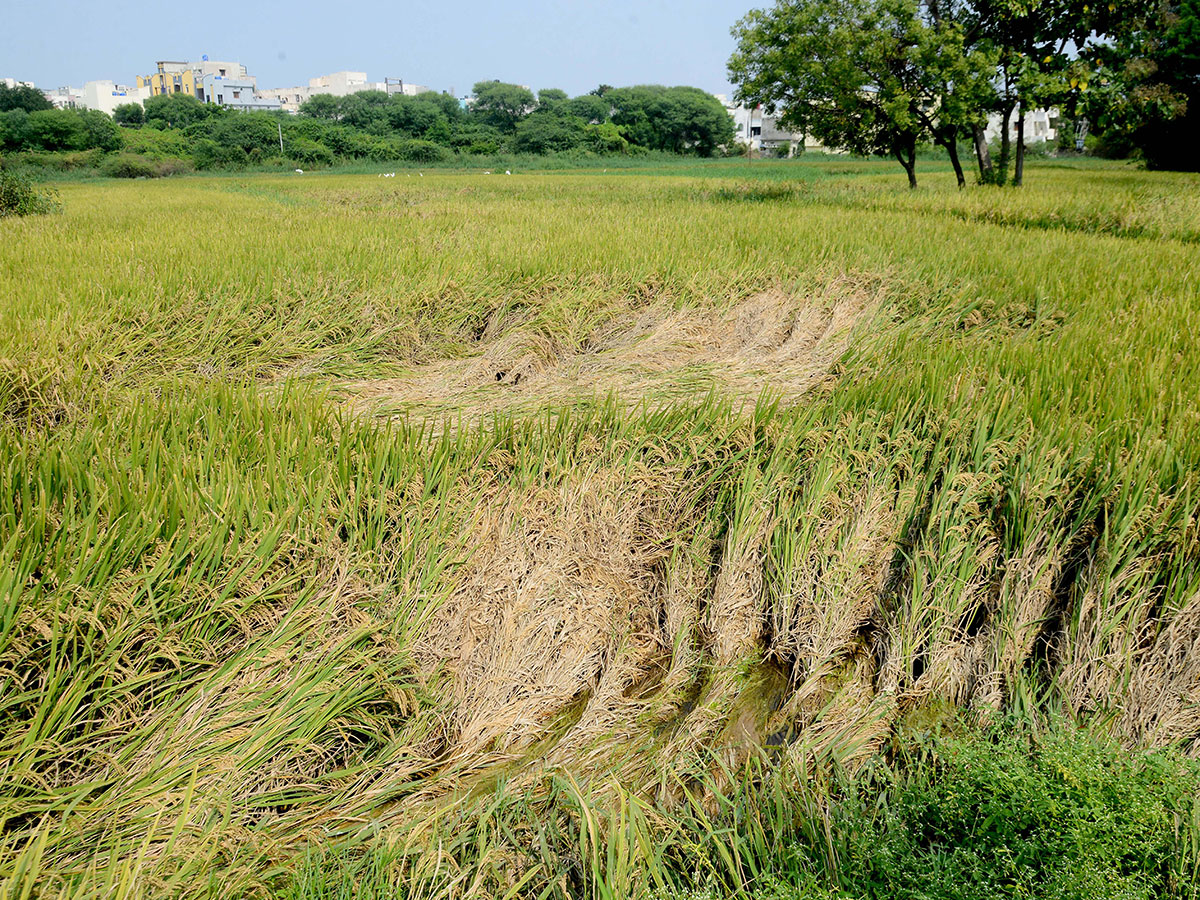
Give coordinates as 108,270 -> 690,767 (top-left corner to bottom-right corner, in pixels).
0,108 -> 30,152
205,113 -> 281,154
298,92 -> 340,120
9,81 -> 740,173
191,137 -> 249,169
1082,0 -> 1200,170
585,120 -> 630,153
470,80 -> 537,132
730,0 -> 997,186
513,111 -> 588,153
0,82 -> 53,113
144,92 -> 214,129
395,138 -> 452,163
120,125 -> 191,159
97,152 -> 190,178
76,109 -> 122,152
537,87 -> 569,111
567,93 -> 610,123
31,109 -> 97,152
0,168 -> 60,216
606,85 -> 735,156
98,152 -> 157,178
112,102 -> 145,126
827,719 -> 1200,899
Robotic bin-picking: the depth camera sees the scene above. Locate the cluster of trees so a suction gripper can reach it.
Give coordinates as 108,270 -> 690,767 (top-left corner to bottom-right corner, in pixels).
729,0 -> 1199,184
295,82 -> 734,157
0,80 -> 735,173
0,82 -> 122,155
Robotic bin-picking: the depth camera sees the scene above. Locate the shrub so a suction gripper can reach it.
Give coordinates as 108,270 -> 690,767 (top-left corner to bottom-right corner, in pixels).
1,149 -> 104,172
99,153 -> 157,178
832,717 -> 1200,900
285,136 -> 334,167
121,127 -> 191,160
192,139 -> 249,170
0,169 -> 61,216
396,139 -> 452,163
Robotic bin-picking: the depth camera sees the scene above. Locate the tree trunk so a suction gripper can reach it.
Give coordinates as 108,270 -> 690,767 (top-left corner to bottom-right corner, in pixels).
1014,97 -> 1026,187
944,132 -> 966,188
973,123 -> 993,183
997,100 -> 1015,186
894,137 -> 918,189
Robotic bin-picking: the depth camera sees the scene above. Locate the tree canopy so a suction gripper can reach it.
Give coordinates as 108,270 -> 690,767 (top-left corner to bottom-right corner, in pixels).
0,83 -> 53,113
730,0 -> 1193,183
470,81 -> 536,133
1081,0 -> 1199,170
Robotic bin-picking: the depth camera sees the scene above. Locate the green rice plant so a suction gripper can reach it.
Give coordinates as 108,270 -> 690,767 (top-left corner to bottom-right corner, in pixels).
1,160 -> 1199,895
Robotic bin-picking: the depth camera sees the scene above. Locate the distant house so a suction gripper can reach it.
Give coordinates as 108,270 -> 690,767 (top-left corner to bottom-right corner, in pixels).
258,72 -> 432,114
81,80 -> 152,116
199,74 -> 281,111
984,108 -> 1059,145
43,85 -> 83,109
137,61 -> 198,98
714,94 -> 826,157
136,58 -> 280,111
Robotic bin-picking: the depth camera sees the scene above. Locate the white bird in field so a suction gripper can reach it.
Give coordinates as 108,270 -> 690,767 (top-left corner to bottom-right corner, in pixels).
419,172 -> 424,177
505,170 -> 511,175
484,171 -> 491,175
295,168 -> 303,174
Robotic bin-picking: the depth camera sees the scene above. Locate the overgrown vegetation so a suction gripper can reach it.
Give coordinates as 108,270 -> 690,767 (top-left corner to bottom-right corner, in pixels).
1,161 -> 1198,897
0,81 -> 736,178
0,168 -> 60,216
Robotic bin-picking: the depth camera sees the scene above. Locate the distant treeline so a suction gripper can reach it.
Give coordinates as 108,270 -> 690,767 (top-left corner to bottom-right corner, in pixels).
0,81 -> 737,176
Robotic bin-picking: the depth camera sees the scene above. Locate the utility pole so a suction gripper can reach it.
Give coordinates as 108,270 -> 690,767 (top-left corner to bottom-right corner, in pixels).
278,121 -> 284,153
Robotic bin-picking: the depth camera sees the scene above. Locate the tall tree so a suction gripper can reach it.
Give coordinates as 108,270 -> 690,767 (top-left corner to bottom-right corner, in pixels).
470,81 -> 536,133
1081,0 -> 1199,170
730,0 -> 996,186
606,86 -> 733,156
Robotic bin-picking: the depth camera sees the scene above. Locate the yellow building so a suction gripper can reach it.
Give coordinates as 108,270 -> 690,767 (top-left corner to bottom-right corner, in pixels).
136,62 -> 197,97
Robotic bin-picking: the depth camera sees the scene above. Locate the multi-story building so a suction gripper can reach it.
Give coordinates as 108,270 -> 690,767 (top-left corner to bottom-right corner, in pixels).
138,59 -> 254,99
256,85 -> 312,114
136,58 -> 282,111
80,80 -> 152,116
257,72 -> 431,113
198,74 -> 280,110
44,85 -> 84,109
195,59 -> 249,83
137,61 -> 197,97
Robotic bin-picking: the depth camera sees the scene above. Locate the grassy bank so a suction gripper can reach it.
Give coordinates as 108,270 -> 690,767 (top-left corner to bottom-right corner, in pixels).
2,160 -> 1199,897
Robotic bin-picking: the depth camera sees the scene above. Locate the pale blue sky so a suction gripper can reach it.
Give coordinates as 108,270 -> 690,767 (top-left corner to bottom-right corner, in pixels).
2,0 -> 758,98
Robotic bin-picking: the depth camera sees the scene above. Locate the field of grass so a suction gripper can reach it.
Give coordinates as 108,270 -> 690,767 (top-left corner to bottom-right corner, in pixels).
2,158 -> 1200,898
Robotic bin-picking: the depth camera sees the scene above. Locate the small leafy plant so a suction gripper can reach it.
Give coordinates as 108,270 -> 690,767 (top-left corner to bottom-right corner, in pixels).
0,168 -> 61,217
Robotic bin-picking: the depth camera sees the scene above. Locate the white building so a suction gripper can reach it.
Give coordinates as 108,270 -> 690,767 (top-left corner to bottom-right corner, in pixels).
3,77 -> 37,90
715,95 -> 824,157
80,80 -> 152,116
256,85 -> 313,114
44,85 -> 83,109
195,59 -> 250,83
984,108 -> 1058,144
258,72 -> 431,113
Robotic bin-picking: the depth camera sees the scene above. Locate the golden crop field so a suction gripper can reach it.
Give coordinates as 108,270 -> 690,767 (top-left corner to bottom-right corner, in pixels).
3,159 -> 1200,899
